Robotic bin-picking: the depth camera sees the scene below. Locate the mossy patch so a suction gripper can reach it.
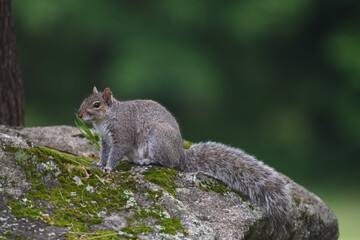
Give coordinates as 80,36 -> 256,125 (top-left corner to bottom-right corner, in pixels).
145,188 -> 164,201
196,175 -> 248,201
4,146 -> 187,239
114,161 -> 134,172
183,140 -> 194,149
143,167 -> 179,196
120,224 -> 154,239
132,205 -> 186,236
198,178 -> 230,195
159,217 -> 185,235
3,231 -> 13,236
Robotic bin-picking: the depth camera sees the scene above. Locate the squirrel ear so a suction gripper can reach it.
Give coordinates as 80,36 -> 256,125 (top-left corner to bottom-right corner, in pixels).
102,88 -> 112,104
93,86 -> 98,93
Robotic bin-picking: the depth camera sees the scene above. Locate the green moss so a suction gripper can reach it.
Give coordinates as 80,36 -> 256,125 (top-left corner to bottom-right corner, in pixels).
137,224 -> 154,233
159,217 -> 185,235
4,146 -> 187,238
35,147 -> 95,167
115,161 -> 134,171
5,147 -> 131,232
3,231 -> 13,236
196,175 -> 248,201
134,205 -> 163,220
5,199 -> 44,222
183,140 -> 194,149
5,200 -> 22,215
132,204 -> 187,236
121,224 -> 154,238
22,207 -> 44,220
145,188 -> 164,201
52,208 -> 91,232
143,167 -> 179,196
198,180 -> 230,195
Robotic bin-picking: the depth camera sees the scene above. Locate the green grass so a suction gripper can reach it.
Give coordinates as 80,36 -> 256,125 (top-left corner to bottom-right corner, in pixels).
74,113 -> 100,152
309,186 -> 360,240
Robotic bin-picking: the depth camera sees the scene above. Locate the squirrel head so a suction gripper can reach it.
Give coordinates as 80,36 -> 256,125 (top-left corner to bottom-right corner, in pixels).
77,87 -> 113,123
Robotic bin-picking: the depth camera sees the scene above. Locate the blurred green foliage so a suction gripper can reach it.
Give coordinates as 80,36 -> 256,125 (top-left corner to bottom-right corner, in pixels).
12,0 -> 360,187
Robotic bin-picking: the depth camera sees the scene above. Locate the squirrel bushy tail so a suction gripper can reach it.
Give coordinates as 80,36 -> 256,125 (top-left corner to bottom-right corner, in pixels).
181,141 -> 292,238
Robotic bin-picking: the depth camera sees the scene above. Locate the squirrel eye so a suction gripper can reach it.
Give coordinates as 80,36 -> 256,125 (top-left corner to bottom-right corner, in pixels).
93,102 -> 101,108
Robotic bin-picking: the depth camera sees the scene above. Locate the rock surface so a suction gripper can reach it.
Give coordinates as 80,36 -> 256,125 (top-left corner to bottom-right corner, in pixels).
0,125 -> 339,240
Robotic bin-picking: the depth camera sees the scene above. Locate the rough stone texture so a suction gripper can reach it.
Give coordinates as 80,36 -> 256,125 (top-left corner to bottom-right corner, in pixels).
0,125 -> 339,240
16,125 -> 96,156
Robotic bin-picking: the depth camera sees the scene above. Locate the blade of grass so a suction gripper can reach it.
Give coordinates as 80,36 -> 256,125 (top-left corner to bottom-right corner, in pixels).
74,113 -> 106,184
74,113 -> 100,151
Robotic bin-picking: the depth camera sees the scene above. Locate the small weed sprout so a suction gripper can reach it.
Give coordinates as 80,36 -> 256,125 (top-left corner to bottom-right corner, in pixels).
74,113 -> 100,153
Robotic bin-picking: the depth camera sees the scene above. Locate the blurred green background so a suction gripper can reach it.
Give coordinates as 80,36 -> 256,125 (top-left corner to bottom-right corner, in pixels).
12,0 -> 359,238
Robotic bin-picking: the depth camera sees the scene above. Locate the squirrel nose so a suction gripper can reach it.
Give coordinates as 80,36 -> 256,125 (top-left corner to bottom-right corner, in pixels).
77,111 -> 83,119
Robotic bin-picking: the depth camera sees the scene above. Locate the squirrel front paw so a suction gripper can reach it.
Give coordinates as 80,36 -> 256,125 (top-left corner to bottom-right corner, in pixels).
92,162 -> 112,173
103,159 -> 120,173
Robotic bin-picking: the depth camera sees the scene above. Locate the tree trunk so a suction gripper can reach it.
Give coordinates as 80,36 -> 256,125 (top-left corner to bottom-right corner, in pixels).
0,0 -> 24,127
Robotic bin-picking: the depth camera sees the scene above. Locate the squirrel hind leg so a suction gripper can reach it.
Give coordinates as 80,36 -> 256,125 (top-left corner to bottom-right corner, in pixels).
147,124 -> 183,169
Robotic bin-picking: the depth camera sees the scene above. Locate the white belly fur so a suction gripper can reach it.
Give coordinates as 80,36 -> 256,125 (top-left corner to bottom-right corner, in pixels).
93,123 -> 112,145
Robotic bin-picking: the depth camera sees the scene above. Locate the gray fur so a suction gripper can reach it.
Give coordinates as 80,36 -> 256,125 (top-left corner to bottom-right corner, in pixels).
183,142 -> 291,238
77,88 -> 292,239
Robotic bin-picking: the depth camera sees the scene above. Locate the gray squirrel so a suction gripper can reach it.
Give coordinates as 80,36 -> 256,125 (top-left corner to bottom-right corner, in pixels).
77,87 -> 292,238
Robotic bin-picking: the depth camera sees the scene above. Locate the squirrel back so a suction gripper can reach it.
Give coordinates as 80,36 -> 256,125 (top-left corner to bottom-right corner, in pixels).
77,87 -> 292,239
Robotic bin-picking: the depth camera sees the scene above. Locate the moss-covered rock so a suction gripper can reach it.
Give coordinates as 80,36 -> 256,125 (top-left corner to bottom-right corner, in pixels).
1,145 -> 192,239
0,126 -> 339,240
